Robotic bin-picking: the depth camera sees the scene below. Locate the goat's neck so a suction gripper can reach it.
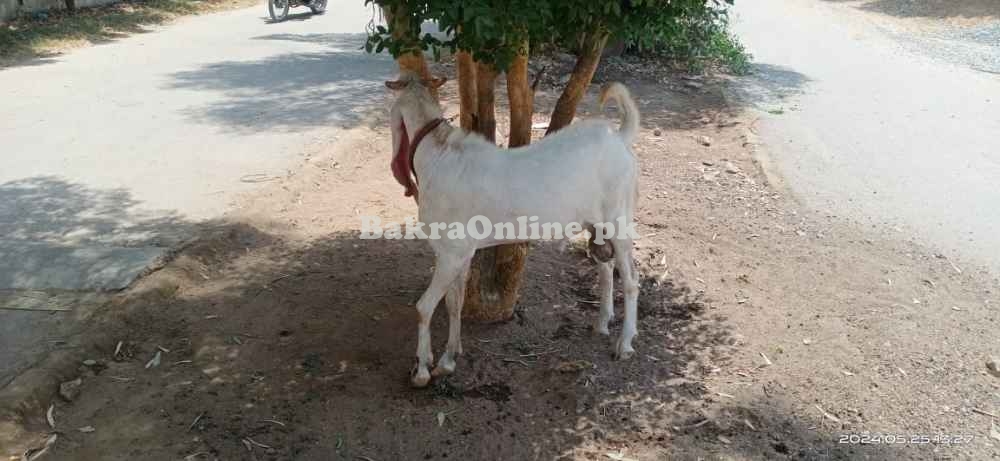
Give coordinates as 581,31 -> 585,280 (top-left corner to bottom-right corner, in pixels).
403,109 -> 443,135
405,110 -> 448,152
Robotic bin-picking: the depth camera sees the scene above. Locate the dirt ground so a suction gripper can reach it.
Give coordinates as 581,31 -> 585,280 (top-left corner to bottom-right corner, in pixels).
4,56 -> 1000,460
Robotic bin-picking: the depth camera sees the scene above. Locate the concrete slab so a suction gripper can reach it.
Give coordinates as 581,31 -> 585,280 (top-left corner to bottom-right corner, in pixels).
0,240 -> 167,290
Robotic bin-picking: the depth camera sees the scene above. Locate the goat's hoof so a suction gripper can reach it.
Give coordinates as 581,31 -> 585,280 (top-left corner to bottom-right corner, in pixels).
431,355 -> 456,377
411,366 -> 432,388
614,339 -> 635,361
594,324 -> 611,336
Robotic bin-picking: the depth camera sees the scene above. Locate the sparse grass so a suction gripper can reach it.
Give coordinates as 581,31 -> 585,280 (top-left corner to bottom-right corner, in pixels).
0,0 -> 256,66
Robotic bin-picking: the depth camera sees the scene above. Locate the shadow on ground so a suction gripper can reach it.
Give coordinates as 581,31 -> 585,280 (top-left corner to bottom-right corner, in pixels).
822,0 -> 999,19
508,56 -> 810,134
167,32 -> 392,133
0,176 -> 198,248
263,11 -> 317,24
15,222 -> 912,460
0,0 -> 250,69
0,176 -> 209,394
720,63 -> 812,112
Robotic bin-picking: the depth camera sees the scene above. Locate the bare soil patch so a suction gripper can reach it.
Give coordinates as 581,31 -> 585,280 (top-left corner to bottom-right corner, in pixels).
4,59 -> 999,460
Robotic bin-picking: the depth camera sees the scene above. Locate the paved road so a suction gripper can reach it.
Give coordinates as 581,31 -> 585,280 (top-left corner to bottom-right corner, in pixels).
731,0 -> 1000,274
0,1 -> 391,384
0,1 -> 391,288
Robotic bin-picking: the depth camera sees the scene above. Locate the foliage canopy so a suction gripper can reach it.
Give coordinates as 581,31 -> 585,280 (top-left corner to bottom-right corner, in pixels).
365,0 -> 737,71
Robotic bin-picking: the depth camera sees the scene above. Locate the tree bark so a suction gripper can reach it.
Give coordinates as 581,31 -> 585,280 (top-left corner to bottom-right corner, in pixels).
506,39 -> 533,148
474,62 -> 498,143
461,60 -> 528,323
456,51 -> 478,131
545,30 -> 609,135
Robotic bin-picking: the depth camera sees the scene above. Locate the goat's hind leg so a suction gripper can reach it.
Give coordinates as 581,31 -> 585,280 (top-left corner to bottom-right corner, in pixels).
412,252 -> 468,387
432,257 -> 471,377
611,237 -> 639,360
594,260 -> 615,336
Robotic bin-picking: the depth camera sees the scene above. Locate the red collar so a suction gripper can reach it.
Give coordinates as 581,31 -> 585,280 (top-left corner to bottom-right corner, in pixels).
408,117 -> 446,184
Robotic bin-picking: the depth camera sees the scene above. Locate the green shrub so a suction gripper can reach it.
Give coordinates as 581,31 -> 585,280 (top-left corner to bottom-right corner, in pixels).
623,0 -> 753,74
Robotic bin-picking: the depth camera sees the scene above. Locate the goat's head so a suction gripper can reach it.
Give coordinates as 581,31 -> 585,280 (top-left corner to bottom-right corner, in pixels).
385,72 -> 447,200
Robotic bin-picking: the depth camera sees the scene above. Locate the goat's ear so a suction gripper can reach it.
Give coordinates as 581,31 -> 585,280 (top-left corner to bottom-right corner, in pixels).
385,80 -> 408,91
422,77 -> 447,89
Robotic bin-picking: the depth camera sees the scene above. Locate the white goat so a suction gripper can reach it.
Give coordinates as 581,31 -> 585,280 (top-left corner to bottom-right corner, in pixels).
386,73 -> 641,387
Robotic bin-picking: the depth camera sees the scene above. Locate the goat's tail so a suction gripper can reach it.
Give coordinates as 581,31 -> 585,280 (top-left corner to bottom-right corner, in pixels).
599,82 -> 640,144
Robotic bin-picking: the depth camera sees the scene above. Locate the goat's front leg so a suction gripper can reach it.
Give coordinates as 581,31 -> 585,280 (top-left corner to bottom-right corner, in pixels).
413,254 -> 466,387
432,258 -> 471,377
611,238 -> 639,360
594,260 -> 615,336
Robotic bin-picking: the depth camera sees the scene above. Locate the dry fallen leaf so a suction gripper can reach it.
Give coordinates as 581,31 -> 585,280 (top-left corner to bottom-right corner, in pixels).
437,412 -> 446,427
24,433 -> 58,461
245,437 -> 272,449
604,451 -> 638,461
46,404 -> 56,429
78,426 -> 95,433
991,419 -> 1000,442
145,351 -> 162,369
815,405 -> 841,423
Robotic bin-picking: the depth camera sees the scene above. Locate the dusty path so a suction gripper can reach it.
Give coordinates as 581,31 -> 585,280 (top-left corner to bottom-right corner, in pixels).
731,0 -> 1000,275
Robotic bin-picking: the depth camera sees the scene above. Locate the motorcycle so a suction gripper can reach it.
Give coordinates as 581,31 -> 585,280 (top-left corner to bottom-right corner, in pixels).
268,0 -> 326,22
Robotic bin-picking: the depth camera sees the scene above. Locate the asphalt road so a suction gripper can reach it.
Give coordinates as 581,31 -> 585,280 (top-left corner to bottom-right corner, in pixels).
0,1 -> 391,385
0,2 -> 392,287
731,0 -> 1000,274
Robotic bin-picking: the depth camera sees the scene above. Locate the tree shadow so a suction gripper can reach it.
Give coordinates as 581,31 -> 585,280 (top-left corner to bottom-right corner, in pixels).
0,176 -> 212,403
0,176 -> 200,248
823,0 -> 999,19
263,10 -> 317,24
166,32 -> 393,133
27,224 -> 912,460
0,0 -> 236,70
504,56 -> 810,133
723,63 -> 813,112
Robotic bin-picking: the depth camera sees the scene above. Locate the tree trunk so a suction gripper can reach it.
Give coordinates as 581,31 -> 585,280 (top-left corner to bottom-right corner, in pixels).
546,30 -> 609,135
506,39 -> 533,148
462,60 -> 528,323
382,4 -> 437,99
474,62 -> 497,143
457,51 -> 478,131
